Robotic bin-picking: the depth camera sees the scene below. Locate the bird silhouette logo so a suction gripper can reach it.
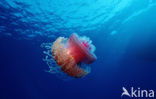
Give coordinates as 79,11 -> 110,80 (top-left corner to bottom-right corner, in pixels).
121,87 -> 131,97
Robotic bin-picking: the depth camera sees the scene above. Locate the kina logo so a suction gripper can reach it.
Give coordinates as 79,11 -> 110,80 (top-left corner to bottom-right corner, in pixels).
121,87 -> 155,98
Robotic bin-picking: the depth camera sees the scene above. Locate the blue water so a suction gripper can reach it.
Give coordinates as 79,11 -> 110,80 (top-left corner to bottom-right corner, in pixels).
0,0 -> 156,99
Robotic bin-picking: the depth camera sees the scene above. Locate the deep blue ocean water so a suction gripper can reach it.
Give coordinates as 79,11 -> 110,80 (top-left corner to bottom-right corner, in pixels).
0,0 -> 156,99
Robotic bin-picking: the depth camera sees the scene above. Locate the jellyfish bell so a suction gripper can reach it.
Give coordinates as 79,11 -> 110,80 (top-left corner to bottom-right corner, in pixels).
68,33 -> 96,64
51,33 -> 97,78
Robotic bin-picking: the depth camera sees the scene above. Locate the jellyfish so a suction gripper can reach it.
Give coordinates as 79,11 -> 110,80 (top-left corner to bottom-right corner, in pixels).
41,33 -> 97,78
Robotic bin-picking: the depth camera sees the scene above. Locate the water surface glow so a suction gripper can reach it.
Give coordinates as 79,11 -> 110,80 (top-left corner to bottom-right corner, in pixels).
0,0 -> 155,39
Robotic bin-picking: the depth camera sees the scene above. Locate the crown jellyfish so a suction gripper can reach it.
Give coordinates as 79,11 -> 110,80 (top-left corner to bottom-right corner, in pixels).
52,33 -> 97,78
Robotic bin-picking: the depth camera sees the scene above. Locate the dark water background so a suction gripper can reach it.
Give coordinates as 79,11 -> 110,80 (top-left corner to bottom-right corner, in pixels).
0,0 -> 156,99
